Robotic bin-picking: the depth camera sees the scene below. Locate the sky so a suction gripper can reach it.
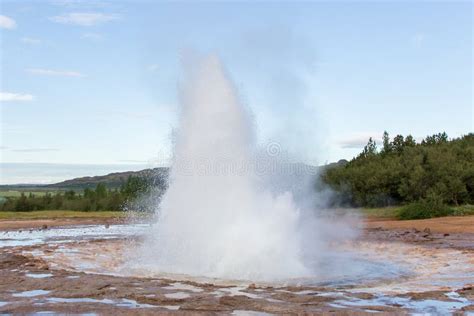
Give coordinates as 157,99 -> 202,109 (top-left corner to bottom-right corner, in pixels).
0,0 -> 472,184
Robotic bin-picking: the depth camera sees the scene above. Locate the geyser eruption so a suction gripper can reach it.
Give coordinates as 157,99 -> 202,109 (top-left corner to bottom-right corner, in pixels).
135,55 -> 345,282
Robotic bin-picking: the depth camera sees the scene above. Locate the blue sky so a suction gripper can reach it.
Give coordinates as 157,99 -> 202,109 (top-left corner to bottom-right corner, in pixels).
0,1 -> 472,184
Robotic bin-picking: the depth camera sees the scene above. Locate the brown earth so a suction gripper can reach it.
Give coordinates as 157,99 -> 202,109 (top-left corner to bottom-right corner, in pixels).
0,250 -> 437,315
365,215 -> 474,234
0,215 -> 473,314
0,217 -> 126,231
2,215 -> 474,234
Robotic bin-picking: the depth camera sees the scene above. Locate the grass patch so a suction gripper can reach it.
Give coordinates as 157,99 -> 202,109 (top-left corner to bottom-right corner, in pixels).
0,210 -> 130,220
397,201 -> 454,220
0,190 -> 52,198
362,204 -> 474,220
451,204 -> 474,216
361,206 -> 402,219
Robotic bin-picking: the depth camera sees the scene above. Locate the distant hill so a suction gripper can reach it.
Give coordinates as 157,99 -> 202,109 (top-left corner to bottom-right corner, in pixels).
322,159 -> 349,170
44,167 -> 169,190
0,168 -> 169,192
0,161 -> 341,192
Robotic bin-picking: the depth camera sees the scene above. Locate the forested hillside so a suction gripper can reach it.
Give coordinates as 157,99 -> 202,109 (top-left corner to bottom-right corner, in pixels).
322,132 -> 473,215
0,176 -> 162,212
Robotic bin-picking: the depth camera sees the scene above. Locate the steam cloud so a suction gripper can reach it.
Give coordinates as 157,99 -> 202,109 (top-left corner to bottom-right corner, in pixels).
130,55 -> 358,283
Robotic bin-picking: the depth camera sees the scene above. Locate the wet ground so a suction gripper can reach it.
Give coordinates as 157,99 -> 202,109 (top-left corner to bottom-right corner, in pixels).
0,220 -> 473,315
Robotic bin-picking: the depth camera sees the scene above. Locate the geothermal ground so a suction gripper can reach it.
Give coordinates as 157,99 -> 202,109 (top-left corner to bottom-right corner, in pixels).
0,216 -> 473,315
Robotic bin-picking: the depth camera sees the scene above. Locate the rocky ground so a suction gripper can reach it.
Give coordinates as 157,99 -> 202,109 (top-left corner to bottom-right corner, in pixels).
0,217 -> 127,231
0,216 -> 473,315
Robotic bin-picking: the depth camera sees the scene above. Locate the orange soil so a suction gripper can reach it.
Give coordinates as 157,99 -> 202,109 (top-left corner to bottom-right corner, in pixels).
366,215 -> 474,234
0,218 -> 124,231
1,215 -> 473,235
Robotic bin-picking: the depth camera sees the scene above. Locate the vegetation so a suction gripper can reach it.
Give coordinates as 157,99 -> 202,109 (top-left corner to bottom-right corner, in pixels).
360,204 -> 474,220
360,206 -> 402,219
0,210 -> 128,220
322,132 -> 474,219
2,132 -> 473,221
44,167 -> 168,190
397,198 -> 455,220
0,176 -> 162,213
0,191 -> 52,198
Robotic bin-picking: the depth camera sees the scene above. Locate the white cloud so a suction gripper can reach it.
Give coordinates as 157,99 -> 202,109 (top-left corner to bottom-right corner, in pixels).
50,0 -> 108,9
148,64 -> 159,72
50,12 -> 119,26
21,37 -> 41,45
50,0 -> 83,6
0,92 -> 34,102
0,15 -> 16,29
411,33 -> 425,48
337,133 -> 382,149
26,68 -> 85,77
117,159 -> 149,163
81,32 -> 103,40
12,148 -> 60,153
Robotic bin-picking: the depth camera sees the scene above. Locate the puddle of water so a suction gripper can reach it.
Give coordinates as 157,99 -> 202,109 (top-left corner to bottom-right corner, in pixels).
328,302 -> 347,309
445,291 -> 470,303
13,290 -> 51,297
47,297 -> 157,309
164,292 -> 191,299
333,293 -> 473,314
219,287 -> 262,299
316,292 -> 346,298
115,298 -> 157,308
163,305 -> 180,310
209,290 -> 224,298
48,297 -> 114,304
26,273 -> 53,279
293,290 -> 317,295
232,310 -> 273,316
163,282 -> 204,293
0,302 -> 8,307
265,298 -> 284,303
0,224 -> 148,248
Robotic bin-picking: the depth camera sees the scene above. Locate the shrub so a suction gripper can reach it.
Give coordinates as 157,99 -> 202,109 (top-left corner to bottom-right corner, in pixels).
397,197 -> 455,220
322,132 -> 474,208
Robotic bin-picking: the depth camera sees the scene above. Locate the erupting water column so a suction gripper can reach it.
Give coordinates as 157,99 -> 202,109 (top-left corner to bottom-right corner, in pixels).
137,55 -> 317,281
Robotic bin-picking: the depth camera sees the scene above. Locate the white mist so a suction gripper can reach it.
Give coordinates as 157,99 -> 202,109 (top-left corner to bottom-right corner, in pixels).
133,55 -> 352,282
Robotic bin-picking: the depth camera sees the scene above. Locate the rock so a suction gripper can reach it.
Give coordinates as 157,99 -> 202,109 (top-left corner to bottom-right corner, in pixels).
38,263 -> 49,270
42,225 -> 48,230
352,292 -> 374,299
219,295 -> 251,307
423,228 -> 431,234
444,233 -> 450,237
248,283 -> 256,290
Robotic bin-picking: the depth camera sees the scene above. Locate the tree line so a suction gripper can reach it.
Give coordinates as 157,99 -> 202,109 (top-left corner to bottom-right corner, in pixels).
321,132 -> 473,218
3,132 -> 472,219
0,176 -> 158,212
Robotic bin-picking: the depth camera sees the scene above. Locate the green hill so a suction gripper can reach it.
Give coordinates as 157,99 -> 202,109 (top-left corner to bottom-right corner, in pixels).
44,167 -> 169,190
